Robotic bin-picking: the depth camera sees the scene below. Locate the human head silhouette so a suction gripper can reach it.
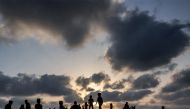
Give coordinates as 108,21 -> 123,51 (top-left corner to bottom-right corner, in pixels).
25,100 -> 28,103
8,100 -> 13,105
90,95 -> 92,98
98,93 -> 101,97
125,102 -> 128,105
37,98 -> 41,104
74,101 -> 77,105
59,101 -> 63,105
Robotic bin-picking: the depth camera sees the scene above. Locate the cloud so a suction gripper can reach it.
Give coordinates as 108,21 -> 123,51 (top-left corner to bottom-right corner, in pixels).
84,90 -> 152,102
161,68 -> 190,93
75,76 -> 91,90
158,68 -> 190,105
0,0 -> 119,47
76,72 -> 110,90
132,74 -> 159,89
104,79 -> 126,90
106,10 -> 190,71
91,72 -> 110,84
0,71 -> 81,100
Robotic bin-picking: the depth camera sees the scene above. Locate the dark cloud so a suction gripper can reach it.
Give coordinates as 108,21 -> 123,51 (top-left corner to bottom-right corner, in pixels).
84,90 -> 152,102
106,10 -> 190,71
91,72 -> 110,84
132,74 -> 159,89
76,72 -> 110,90
158,68 -> 190,105
0,0 -> 118,47
75,76 -> 91,90
0,71 -> 81,100
161,68 -> 190,93
104,79 -> 126,90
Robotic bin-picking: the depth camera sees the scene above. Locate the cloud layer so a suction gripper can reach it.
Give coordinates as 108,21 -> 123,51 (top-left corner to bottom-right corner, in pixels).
0,0 -> 117,47
0,71 -> 82,102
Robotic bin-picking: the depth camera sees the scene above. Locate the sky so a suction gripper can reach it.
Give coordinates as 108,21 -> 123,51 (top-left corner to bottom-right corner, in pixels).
0,0 -> 190,109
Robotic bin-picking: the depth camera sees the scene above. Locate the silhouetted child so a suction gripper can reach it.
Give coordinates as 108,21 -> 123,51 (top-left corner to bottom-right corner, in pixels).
88,95 -> 94,109
25,100 -> 31,109
20,104 -> 25,109
110,103 -> 113,109
123,102 -> 129,109
84,102 -> 88,109
59,101 -> 66,109
35,98 -> 43,109
5,100 -> 13,109
96,93 -> 103,109
70,101 -> 80,109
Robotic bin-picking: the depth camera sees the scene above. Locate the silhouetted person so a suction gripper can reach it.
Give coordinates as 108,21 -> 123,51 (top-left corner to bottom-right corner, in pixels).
70,101 -> 80,109
5,100 -> 13,109
96,93 -> 103,109
35,98 -> 43,109
20,104 -> 25,109
123,102 -> 129,109
25,100 -> 31,109
59,101 -> 66,109
84,102 -> 88,109
88,95 -> 94,109
162,106 -> 165,109
110,103 -> 113,109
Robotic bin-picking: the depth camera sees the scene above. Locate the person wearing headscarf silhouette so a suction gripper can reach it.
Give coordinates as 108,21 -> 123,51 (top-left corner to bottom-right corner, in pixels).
35,98 -> 43,109
123,102 -> 129,109
5,100 -> 13,109
96,93 -> 103,109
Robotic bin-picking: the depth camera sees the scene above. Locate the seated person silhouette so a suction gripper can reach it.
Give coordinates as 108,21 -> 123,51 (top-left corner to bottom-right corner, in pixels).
20,104 -> 25,109
70,101 -> 80,109
96,93 -> 103,109
25,100 -> 31,109
123,102 -> 129,109
35,98 -> 43,109
5,100 -> 13,109
88,95 -> 94,109
59,101 -> 66,109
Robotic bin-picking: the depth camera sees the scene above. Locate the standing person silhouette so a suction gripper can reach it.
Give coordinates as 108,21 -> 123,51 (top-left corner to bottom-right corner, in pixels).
123,102 -> 129,109
96,93 -> 103,109
59,101 -> 66,109
84,102 -> 88,109
35,98 -> 43,109
5,100 -> 13,109
110,103 -> 113,109
25,100 -> 31,109
88,95 -> 94,109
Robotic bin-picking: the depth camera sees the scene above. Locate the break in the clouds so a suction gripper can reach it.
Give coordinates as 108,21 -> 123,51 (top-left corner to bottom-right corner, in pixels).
0,0 -> 119,47
76,72 -> 110,90
106,10 -> 190,71
85,90 -> 152,102
158,68 -> 190,105
0,71 -> 82,102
